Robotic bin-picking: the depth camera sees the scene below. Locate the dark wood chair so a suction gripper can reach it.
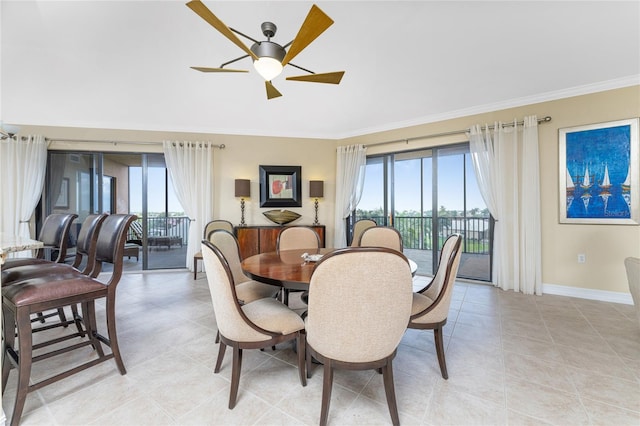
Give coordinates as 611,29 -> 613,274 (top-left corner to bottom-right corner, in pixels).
2,213 -> 79,325
1,214 -> 137,426
408,233 -> 462,379
2,213 -> 77,269
201,240 -> 306,409
305,247 -> 413,426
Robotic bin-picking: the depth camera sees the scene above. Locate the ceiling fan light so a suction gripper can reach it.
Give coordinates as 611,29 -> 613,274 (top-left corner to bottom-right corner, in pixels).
253,57 -> 283,81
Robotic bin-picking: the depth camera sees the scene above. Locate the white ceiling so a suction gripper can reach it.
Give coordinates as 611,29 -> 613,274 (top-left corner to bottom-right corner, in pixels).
2,1 -> 639,140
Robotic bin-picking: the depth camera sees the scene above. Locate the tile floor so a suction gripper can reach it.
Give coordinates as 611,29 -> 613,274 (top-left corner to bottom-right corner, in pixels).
3,271 -> 640,425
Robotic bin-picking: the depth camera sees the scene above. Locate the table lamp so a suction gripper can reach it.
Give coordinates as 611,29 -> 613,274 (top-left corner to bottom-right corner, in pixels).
235,179 -> 250,226
309,180 -> 324,225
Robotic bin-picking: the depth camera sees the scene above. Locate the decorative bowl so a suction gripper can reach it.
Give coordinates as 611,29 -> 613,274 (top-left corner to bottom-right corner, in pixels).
263,209 -> 301,225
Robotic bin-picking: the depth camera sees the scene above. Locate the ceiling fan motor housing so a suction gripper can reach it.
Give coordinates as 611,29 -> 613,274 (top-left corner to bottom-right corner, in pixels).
250,41 -> 286,62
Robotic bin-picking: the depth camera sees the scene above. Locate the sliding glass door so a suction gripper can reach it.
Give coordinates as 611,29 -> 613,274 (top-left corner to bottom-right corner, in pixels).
355,143 -> 492,281
44,151 -> 187,271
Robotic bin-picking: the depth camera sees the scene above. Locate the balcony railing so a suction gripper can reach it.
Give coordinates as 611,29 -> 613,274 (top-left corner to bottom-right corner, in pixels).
127,216 -> 191,244
355,215 -> 491,254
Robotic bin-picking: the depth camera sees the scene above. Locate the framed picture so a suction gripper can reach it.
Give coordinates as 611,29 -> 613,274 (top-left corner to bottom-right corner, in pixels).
55,177 -> 70,209
259,165 -> 302,207
559,118 -> 639,224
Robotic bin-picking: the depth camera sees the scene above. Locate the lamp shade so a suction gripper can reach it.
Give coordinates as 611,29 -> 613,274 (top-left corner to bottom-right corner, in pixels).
235,179 -> 250,198
309,180 -> 324,198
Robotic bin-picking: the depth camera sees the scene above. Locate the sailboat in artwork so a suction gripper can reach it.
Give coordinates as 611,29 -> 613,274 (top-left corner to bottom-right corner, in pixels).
599,164 -> 611,192
622,165 -> 631,193
580,165 -> 593,190
566,168 -> 575,196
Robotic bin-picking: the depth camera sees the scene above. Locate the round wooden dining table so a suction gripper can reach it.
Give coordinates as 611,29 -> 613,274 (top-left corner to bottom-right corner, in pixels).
241,248 -> 333,291
241,248 -> 417,290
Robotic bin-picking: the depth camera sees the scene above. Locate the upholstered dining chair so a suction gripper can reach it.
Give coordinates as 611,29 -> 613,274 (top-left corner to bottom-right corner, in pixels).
193,219 -> 234,279
277,226 -> 321,306
2,213 -> 77,270
208,229 -> 279,304
350,218 -> 376,246
2,214 -> 137,426
408,233 -> 462,379
625,257 -> 640,326
305,247 -> 413,426
359,226 -> 403,252
201,240 -> 306,409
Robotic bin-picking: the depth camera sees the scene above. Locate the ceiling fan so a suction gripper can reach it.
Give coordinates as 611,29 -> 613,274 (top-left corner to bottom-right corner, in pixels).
186,0 -> 345,100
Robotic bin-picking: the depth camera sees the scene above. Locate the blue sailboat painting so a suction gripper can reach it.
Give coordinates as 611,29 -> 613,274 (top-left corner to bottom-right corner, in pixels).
560,118 -> 638,224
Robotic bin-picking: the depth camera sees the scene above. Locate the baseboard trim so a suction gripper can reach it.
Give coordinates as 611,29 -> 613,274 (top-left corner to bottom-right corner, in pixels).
543,283 -> 633,305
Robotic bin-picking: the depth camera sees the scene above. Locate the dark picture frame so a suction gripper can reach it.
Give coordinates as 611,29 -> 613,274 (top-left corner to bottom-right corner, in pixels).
259,165 -> 302,207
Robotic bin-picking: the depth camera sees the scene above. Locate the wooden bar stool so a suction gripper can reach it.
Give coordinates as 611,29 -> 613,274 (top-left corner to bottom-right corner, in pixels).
1,214 -> 136,426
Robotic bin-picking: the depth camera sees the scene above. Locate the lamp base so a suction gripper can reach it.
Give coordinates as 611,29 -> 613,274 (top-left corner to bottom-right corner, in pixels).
313,198 -> 320,225
240,199 -> 246,226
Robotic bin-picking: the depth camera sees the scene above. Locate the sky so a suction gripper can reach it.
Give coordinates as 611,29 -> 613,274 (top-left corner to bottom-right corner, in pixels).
358,151 -> 487,213
129,167 -> 183,213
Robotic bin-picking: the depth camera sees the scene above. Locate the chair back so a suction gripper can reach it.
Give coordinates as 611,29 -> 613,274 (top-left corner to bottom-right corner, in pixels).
277,226 -> 320,252
72,213 -> 108,274
91,214 -> 137,284
204,220 -> 234,240
38,213 -> 78,262
413,233 -> 462,321
351,219 -> 376,246
624,257 -> 640,326
359,226 -> 403,252
307,247 -> 413,362
208,229 -> 247,285
201,240 -> 276,342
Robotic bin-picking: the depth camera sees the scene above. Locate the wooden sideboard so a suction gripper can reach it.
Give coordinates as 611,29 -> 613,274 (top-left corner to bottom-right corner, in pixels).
235,225 -> 325,260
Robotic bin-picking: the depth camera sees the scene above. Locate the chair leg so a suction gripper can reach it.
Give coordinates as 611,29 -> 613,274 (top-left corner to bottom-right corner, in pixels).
433,326 -> 448,379
193,257 -> 198,280
104,299 -> 126,375
83,301 -> 105,357
56,308 -> 68,327
382,360 -> 400,426
71,304 -> 86,337
306,344 -> 313,379
320,361 -> 334,426
229,346 -> 243,409
11,308 -> 34,426
297,332 -> 306,387
2,306 -> 16,391
214,341 -> 226,373
215,330 -> 220,344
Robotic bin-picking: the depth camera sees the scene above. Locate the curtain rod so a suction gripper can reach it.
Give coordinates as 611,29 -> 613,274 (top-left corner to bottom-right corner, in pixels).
364,116 -> 552,148
46,138 -> 226,149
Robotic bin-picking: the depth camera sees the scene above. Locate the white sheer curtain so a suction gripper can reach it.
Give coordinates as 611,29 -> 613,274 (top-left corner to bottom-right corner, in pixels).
333,144 -> 367,248
469,116 -> 542,295
0,135 -> 48,244
163,141 -> 215,271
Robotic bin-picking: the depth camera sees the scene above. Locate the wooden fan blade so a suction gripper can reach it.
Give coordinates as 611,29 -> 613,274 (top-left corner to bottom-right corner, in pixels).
286,71 -> 345,84
191,67 -> 249,73
266,81 -> 282,99
281,4 -> 333,66
186,0 -> 259,61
